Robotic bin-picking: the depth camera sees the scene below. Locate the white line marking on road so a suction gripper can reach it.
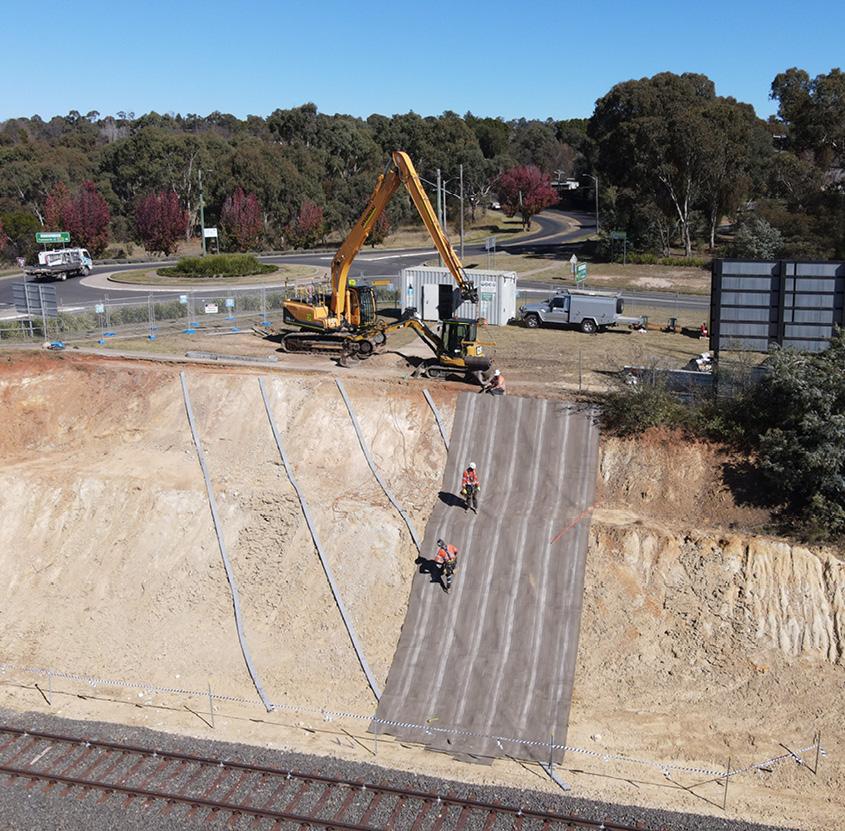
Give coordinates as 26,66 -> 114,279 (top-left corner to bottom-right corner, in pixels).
359,250 -> 436,262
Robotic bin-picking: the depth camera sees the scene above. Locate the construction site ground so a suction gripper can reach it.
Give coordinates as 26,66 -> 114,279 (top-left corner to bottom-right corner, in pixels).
0,350 -> 842,830
69,306 -> 714,394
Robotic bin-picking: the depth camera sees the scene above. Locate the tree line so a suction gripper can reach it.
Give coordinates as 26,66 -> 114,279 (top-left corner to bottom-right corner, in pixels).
0,66 -> 842,262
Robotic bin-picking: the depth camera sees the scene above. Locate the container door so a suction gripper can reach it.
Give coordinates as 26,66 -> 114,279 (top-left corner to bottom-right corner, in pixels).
421,284 -> 440,321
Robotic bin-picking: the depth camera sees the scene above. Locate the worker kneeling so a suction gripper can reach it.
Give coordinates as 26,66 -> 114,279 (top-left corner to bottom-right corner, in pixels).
460,462 -> 480,513
435,538 -> 459,593
482,368 -> 506,395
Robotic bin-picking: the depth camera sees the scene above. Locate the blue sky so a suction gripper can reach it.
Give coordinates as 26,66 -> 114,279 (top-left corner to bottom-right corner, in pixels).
4,0 -> 843,122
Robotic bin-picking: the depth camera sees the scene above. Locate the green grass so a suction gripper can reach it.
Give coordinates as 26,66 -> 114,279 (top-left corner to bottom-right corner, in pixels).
158,253 -> 276,279
111,263 -> 316,287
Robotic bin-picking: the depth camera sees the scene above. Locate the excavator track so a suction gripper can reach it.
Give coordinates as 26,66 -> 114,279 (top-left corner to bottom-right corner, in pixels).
281,330 -> 388,358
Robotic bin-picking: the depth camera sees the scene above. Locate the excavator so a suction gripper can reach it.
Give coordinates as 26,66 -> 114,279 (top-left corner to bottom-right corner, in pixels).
280,151 -> 492,380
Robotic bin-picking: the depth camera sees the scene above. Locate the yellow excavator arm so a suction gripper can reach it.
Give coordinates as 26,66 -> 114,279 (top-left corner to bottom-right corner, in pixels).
330,150 -> 478,321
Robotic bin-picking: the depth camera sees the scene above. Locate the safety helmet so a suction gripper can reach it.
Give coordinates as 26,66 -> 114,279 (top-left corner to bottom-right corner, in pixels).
468,462 -> 476,470
494,369 -> 501,376
437,538 -> 446,549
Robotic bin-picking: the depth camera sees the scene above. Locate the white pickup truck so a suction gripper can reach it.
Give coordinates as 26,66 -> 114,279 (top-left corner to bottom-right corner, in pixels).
25,248 -> 93,281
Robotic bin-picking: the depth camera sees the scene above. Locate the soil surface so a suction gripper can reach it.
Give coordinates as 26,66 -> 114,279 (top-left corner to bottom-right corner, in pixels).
0,351 -> 841,830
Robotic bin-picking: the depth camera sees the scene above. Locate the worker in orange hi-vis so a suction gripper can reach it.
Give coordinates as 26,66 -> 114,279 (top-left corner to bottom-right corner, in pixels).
434,538 -> 459,592
460,462 -> 480,513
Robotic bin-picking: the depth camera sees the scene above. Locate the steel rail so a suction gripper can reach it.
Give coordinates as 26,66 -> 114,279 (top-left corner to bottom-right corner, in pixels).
0,725 -> 646,831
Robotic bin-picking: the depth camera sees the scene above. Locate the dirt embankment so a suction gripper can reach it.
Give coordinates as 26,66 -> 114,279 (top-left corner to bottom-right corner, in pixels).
0,355 -> 453,712
0,353 -> 841,829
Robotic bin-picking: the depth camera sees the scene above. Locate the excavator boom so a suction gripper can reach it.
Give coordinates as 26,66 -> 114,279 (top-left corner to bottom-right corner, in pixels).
329,151 -> 477,321
282,149 -> 479,351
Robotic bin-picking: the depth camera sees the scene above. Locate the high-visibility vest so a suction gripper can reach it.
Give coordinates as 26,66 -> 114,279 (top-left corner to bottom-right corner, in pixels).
462,469 -> 479,489
435,543 -> 458,565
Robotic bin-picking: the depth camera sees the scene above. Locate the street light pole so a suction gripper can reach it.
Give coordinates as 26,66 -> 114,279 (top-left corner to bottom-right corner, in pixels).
459,163 -> 464,259
199,168 -> 206,255
436,168 -> 443,266
583,173 -> 599,235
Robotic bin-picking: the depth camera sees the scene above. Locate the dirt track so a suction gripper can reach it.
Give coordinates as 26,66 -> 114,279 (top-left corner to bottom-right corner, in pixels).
0,351 -> 841,830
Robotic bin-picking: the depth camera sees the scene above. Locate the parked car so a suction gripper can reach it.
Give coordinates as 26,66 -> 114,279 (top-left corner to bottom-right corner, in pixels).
518,288 -> 642,333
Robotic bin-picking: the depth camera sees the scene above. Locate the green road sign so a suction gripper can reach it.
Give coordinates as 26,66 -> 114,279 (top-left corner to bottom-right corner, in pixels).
575,263 -> 588,283
35,231 -> 70,244
610,230 -> 627,240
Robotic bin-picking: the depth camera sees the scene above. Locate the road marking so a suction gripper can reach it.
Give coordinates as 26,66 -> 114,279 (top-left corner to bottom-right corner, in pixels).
359,250 -> 436,262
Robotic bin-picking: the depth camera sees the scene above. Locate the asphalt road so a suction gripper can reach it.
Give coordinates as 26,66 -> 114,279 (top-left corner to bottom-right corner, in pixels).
0,209 -> 708,316
373,393 -> 600,763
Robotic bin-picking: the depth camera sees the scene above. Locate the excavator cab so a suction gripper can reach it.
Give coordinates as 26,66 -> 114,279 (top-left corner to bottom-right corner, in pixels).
347,285 -> 378,329
441,319 -> 478,358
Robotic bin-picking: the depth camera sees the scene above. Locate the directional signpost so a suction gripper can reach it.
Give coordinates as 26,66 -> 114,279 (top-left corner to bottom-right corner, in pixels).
610,230 -> 628,264
485,236 -> 497,268
575,263 -> 588,284
35,231 -> 70,244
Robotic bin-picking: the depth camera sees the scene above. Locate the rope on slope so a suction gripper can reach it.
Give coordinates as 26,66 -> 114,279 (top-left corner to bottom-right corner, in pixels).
258,377 -> 382,701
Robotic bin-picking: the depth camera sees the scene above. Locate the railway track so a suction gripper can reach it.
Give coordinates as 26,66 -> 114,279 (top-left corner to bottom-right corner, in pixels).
0,724 -> 650,830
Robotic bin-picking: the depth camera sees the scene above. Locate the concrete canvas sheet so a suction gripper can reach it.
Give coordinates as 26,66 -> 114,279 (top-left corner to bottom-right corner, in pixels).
372,393 -> 599,762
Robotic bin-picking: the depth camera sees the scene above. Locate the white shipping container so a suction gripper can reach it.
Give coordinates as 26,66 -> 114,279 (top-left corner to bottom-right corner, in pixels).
401,267 -> 517,326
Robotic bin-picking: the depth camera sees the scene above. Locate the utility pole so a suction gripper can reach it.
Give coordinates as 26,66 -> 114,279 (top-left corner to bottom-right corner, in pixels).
436,168 -> 443,266
199,168 -> 206,255
594,173 -> 600,234
459,163 -> 464,259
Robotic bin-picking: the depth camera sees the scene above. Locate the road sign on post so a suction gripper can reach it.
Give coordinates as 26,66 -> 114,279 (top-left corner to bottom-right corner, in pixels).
35,231 -> 70,244
610,230 -> 627,240
569,254 -> 578,276
575,263 -> 588,284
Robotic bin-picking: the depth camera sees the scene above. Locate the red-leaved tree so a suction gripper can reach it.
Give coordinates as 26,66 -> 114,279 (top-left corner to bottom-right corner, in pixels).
73,181 -> 111,254
44,180 -> 111,254
494,165 -> 558,230
220,188 -> 263,250
135,191 -> 188,255
45,181 -> 76,232
284,201 -> 324,249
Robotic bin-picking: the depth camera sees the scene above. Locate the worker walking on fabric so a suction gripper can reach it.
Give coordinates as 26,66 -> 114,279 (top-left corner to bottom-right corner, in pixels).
435,538 -> 459,592
461,462 -> 480,513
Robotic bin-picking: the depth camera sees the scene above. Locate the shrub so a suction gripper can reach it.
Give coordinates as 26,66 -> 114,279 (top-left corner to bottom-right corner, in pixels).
728,216 -> 783,259
599,380 -> 700,436
625,253 -> 711,267
158,253 -> 275,278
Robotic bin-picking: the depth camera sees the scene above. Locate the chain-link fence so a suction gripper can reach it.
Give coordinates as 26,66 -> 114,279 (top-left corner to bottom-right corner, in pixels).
0,279 -> 408,346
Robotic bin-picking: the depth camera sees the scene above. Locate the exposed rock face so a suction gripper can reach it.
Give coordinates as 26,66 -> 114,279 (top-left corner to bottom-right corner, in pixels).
586,518 -> 844,677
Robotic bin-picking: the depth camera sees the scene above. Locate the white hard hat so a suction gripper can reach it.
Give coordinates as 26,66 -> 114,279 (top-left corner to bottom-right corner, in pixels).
494,369 -> 501,376
468,462 -> 476,470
